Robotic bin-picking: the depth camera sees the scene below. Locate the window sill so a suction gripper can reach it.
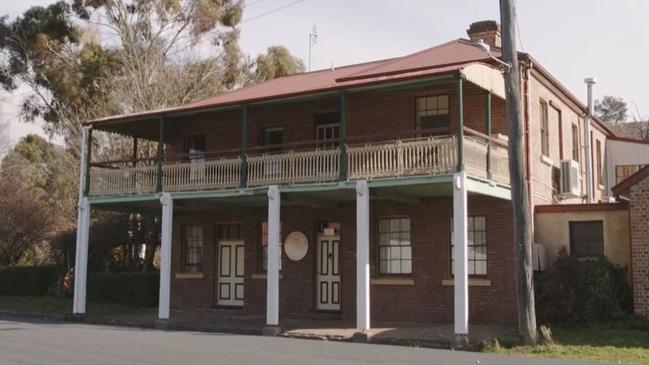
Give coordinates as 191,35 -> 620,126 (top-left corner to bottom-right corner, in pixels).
371,277 -> 415,286
250,273 -> 284,280
175,272 -> 204,279
540,155 -> 554,167
441,278 -> 491,287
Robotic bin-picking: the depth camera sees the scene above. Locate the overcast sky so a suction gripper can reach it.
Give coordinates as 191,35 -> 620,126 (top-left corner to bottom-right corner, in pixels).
2,0 -> 648,149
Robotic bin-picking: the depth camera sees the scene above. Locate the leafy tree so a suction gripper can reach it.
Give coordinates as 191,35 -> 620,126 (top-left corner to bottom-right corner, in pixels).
254,45 -> 305,82
595,95 -> 627,125
0,162 -> 53,266
0,0 -> 304,272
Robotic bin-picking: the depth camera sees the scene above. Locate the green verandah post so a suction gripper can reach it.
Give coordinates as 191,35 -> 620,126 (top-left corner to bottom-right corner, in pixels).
456,75 -> 464,172
83,127 -> 93,196
156,116 -> 165,193
339,92 -> 348,181
240,105 -> 249,188
486,92 -> 492,180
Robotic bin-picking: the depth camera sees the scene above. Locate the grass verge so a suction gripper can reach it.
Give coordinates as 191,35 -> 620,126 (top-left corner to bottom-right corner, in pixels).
486,321 -> 649,364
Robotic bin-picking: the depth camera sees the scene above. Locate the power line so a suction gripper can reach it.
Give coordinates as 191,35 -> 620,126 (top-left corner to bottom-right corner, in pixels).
246,0 -> 275,7
241,0 -> 306,24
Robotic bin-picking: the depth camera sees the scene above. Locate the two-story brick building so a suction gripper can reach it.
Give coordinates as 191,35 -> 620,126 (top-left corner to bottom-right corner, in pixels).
71,20 -> 646,339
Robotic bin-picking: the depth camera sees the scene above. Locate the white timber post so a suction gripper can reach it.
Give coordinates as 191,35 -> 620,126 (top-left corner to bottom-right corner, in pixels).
453,171 -> 469,337
158,193 -> 173,320
73,126 -> 91,315
355,180 -> 370,333
266,185 -> 280,329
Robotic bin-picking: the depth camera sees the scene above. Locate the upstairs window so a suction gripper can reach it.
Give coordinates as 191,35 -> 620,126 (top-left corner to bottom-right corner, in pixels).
540,100 -> 549,157
571,123 -> 580,162
315,111 -> 340,148
260,127 -> 284,152
184,135 -> 206,159
596,140 -> 603,185
182,225 -> 204,272
415,95 -> 450,130
569,221 -> 604,258
616,164 -> 648,184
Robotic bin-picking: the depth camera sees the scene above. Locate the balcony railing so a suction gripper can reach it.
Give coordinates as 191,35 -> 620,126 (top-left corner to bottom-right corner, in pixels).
247,147 -> 340,186
163,157 -> 241,192
89,163 -> 157,196
348,136 -> 457,180
88,130 -> 509,197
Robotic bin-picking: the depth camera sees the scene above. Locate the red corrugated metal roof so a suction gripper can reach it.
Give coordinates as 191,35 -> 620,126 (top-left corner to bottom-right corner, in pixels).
89,39 -> 494,126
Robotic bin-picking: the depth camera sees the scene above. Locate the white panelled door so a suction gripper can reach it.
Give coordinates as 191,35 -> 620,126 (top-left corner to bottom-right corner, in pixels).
316,235 -> 341,311
217,240 -> 245,307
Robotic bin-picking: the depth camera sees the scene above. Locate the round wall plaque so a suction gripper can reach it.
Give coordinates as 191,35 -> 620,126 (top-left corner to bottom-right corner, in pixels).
284,231 -> 308,261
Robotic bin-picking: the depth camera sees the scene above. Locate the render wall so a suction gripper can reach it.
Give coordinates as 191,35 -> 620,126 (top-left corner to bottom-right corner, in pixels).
534,208 -> 630,269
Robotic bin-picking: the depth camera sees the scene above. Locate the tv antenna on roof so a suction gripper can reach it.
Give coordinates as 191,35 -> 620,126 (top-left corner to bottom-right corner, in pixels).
308,25 -> 318,71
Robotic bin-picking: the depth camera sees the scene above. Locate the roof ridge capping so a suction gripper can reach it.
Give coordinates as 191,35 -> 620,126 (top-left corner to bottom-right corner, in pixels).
335,38 -> 493,83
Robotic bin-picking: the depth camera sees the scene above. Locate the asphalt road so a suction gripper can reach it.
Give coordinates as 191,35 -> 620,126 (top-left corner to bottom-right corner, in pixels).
0,320 -> 602,365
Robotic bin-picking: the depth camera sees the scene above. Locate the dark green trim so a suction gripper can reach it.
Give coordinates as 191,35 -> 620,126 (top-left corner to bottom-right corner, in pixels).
240,105 -> 249,188
339,92 -> 348,181
156,116 -> 165,193
132,136 -> 138,167
83,128 -> 93,197
456,76 -> 464,172
486,92 -> 492,180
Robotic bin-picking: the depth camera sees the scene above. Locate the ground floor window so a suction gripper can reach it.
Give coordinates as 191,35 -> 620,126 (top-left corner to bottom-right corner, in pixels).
260,222 -> 282,271
569,220 -> 604,258
451,216 -> 487,276
182,225 -> 204,272
378,217 -> 412,275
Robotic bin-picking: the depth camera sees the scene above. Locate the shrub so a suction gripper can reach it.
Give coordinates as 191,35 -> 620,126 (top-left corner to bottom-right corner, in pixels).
87,271 -> 159,308
0,265 -> 58,296
535,249 -> 632,323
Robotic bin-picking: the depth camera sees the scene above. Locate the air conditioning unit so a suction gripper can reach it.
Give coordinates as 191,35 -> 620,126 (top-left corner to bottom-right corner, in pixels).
559,159 -> 580,198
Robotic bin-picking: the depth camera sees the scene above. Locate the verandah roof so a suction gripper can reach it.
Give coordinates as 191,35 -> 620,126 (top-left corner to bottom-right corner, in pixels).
86,39 -> 508,139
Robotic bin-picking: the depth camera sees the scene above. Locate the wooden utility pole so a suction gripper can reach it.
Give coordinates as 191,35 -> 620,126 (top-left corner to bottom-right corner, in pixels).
499,0 -> 538,345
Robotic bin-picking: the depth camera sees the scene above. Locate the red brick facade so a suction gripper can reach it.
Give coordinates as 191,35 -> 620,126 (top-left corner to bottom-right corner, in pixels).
629,174 -> 649,316
169,196 -> 517,324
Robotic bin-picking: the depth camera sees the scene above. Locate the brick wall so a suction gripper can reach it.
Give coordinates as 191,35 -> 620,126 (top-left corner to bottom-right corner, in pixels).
629,175 -> 649,316
169,195 -> 517,324
164,81 -> 507,156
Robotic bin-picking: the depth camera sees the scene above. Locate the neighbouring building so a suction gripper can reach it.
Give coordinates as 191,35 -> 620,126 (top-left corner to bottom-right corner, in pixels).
71,20 -> 649,339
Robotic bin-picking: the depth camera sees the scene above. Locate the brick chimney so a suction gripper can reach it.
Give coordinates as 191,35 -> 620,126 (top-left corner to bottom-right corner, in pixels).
467,20 -> 501,48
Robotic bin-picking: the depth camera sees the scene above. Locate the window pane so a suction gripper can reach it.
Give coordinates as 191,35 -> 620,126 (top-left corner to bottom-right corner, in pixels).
401,246 -> 412,260
449,215 -> 488,277
438,95 -> 449,109
416,97 -> 427,111
401,260 -> 412,274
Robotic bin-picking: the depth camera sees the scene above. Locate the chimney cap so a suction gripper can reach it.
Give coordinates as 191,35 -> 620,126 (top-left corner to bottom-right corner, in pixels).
467,20 -> 501,34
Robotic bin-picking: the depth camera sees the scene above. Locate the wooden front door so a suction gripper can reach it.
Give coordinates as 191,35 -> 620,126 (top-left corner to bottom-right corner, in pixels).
217,240 -> 245,307
316,235 -> 341,311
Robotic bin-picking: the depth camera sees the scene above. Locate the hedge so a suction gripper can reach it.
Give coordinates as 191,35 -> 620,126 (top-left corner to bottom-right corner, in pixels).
87,271 -> 159,308
0,265 -> 58,296
535,249 -> 632,323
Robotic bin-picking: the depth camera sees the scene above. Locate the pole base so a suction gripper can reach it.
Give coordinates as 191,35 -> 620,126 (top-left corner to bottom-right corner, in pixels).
452,334 -> 470,349
262,325 -> 282,336
352,331 -> 370,343
154,319 -> 170,330
71,313 -> 85,322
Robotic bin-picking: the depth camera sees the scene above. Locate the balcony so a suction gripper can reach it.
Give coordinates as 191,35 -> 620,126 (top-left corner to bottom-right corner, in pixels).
88,128 -> 509,198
